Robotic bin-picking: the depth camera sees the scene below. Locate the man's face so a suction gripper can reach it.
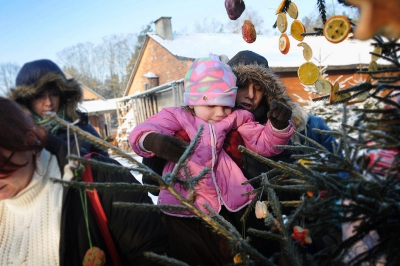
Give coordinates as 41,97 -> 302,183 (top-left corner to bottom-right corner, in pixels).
30,88 -> 60,118
235,81 -> 264,113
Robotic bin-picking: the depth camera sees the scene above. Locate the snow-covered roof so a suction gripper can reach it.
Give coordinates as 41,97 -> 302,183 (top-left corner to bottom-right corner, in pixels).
79,98 -> 119,114
149,32 -> 387,68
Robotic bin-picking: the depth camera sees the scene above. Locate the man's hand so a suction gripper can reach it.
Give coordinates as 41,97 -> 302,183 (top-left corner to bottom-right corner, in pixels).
267,99 -> 292,130
143,132 -> 189,163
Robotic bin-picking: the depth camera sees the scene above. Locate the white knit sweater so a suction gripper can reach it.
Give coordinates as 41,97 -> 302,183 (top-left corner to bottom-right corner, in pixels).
0,149 -> 63,265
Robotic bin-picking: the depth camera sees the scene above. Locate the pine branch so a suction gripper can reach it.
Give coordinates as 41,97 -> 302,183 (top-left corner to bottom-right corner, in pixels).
317,0 -> 327,25
247,228 -> 284,242
47,113 -> 141,167
238,146 -> 309,180
52,178 -> 160,193
143,252 -> 189,266
113,202 -> 190,213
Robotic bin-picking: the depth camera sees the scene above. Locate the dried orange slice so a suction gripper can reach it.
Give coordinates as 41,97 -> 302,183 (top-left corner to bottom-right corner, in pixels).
329,82 -> 340,103
347,90 -> 369,105
297,42 -> 312,61
298,62 -> 319,85
277,12 -> 288,33
287,2 -> 299,19
368,61 -> 378,78
315,78 -> 332,93
371,46 -> 383,62
279,33 -> 290,54
323,15 -> 351,43
291,20 -> 305,41
275,0 -> 286,15
336,91 -> 352,102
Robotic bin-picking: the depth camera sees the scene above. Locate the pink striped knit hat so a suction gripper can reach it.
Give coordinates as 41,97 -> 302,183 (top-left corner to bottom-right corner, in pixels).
184,54 -> 237,107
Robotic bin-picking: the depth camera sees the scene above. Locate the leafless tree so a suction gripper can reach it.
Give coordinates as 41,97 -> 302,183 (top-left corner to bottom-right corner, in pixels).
57,33 -> 136,99
0,62 -> 20,96
193,17 -> 224,33
225,7 -> 268,35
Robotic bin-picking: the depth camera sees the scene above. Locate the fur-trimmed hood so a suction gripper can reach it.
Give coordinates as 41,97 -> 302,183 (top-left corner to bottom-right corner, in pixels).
230,62 -> 307,131
8,67 -> 83,121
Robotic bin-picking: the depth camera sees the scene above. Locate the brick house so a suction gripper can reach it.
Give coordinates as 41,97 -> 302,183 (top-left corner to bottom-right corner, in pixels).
118,16 -> 382,130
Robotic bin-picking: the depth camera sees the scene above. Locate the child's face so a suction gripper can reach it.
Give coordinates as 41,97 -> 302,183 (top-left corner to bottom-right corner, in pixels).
190,105 -> 232,124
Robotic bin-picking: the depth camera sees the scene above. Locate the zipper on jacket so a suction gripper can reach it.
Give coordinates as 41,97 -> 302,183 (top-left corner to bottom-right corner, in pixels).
209,123 -> 223,206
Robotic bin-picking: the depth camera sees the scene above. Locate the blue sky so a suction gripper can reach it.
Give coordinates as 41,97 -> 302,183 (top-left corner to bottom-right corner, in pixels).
0,0 -> 325,66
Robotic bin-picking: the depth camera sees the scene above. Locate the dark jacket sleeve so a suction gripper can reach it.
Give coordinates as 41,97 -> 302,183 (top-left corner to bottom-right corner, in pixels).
304,115 -> 338,153
78,123 -> 110,157
90,155 -> 170,265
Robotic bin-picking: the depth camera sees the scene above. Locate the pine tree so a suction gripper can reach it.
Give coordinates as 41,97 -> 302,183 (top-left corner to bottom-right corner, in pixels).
48,1 -> 400,265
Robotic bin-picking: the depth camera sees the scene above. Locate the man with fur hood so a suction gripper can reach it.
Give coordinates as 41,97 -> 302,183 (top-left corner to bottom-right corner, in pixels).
8,59 -> 109,157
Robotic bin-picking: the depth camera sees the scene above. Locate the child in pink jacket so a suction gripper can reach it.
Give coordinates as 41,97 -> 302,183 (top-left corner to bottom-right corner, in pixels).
129,54 -> 294,264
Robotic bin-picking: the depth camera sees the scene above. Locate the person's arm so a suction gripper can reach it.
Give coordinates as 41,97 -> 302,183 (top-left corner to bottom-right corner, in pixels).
236,100 -> 294,157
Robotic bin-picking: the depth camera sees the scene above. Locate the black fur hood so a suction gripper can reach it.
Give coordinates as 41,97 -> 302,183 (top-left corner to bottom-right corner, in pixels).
8,60 -> 83,121
230,62 -> 307,131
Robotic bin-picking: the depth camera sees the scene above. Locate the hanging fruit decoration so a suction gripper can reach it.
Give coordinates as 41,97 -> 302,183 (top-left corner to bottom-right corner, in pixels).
291,19 -> 306,41
276,12 -> 288,33
323,15 -> 351,43
314,78 -> 333,94
225,0 -> 245,20
242,19 -> 256,43
275,0 -> 286,15
297,62 -> 319,85
287,1 -> 299,19
329,81 -> 340,103
279,33 -> 290,54
83,247 -> 106,266
255,201 -> 269,219
291,226 -> 312,245
297,42 -> 312,61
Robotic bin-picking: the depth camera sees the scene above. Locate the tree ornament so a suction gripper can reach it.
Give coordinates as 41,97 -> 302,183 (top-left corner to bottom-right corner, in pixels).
323,15 -> 351,43
291,226 -> 312,245
83,247 -> 106,266
297,42 -> 312,61
346,0 -> 400,40
62,160 -> 85,181
242,20 -> 256,43
297,62 -> 319,85
279,33 -> 290,54
233,253 -> 249,264
255,200 -> 268,219
225,0 -> 245,20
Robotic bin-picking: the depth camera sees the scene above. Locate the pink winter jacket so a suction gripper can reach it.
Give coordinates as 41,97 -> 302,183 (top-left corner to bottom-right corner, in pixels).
129,107 -> 294,217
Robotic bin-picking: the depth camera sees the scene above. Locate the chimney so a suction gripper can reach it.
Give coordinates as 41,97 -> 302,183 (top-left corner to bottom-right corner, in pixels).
144,71 -> 159,89
154,17 -> 173,40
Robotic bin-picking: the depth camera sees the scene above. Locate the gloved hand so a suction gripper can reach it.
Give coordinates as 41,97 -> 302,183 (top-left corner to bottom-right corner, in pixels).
143,132 -> 189,163
267,99 -> 292,130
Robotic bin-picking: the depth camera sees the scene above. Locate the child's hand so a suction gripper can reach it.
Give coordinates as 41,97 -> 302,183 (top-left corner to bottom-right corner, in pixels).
143,133 -> 189,163
267,99 -> 292,130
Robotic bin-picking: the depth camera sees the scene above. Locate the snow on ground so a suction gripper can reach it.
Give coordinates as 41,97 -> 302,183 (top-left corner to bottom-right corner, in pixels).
112,153 -> 158,204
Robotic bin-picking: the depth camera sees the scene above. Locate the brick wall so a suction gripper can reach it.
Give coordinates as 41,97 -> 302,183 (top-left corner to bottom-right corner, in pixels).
126,38 -> 193,95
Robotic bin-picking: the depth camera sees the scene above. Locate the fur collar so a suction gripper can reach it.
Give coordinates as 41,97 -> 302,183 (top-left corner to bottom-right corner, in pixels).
231,63 -> 307,130
8,72 -> 83,121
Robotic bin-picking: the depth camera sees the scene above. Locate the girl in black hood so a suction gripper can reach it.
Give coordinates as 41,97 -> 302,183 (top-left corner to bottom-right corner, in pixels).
8,59 -> 109,157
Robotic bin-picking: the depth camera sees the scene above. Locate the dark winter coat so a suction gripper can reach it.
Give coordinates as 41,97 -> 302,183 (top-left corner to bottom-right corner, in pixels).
8,59 -> 109,157
45,135 -> 170,265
